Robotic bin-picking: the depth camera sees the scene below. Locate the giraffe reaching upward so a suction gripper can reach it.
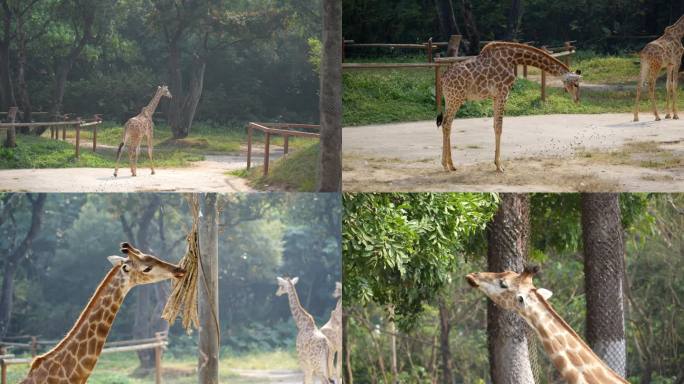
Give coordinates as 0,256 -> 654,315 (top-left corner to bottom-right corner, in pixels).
19,243 -> 185,384
320,282 -> 342,383
276,277 -> 335,384
437,42 -> 582,172
466,266 -> 629,384
114,85 -> 172,177
634,14 -> 684,121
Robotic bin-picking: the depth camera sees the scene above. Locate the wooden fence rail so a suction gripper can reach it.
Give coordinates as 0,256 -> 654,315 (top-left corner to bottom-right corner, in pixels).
246,122 -> 320,176
0,332 -> 167,384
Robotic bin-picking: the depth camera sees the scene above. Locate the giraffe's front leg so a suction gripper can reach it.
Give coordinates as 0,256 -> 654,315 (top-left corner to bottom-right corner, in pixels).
648,72 -> 661,121
670,64 -> 680,119
146,134 -> 155,175
128,144 -> 137,177
439,102 -> 461,172
664,66 -> 673,119
492,96 -> 507,173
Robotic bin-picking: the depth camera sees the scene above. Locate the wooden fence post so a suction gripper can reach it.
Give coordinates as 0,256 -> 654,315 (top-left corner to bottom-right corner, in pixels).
154,332 -> 163,384
541,70 -> 547,101
246,124 -> 252,170
427,37 -> 433,63
263,132 -> 270,176
75,119 -> 81,159
198,194 -> 219,384
1,359 -> 6,384
283,134 -> 289,155
30,336 -> 37,357
435,64 -> 443,113
523,64 -> 528,79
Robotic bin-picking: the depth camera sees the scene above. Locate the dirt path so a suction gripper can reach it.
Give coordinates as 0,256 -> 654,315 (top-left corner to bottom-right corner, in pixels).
0,154 -> 257,192
343,113 -> 683,192
230,369 -> 303,384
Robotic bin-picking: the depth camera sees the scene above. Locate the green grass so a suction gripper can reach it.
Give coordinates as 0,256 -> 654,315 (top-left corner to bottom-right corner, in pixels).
5,350 -> 299,384
234,142 -> 319,191
342,52 -> 665,126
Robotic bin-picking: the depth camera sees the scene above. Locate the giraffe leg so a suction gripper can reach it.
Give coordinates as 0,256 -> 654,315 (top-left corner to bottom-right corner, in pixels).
128,142 -> 137,177
664,65 -> 673,119
492,96 -> 507,173
647,66 -> 661,121
146,133 -> 155,175
114,130 -> 128,177
303,368 -> 313,384
440,100 -> 462,172
634,63 -> 647,122
673,62 -> 680,120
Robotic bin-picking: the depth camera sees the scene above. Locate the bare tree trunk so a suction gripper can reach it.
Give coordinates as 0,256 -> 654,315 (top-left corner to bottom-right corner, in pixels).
581,193 -> 627,377
167,53 -> 205,139
0,0 -> 15,111
198,193 -> 219,384
15,9 -> 31,124
317,0 -> 342,192
459,0 -> 480,55
388,305 -> 398,383
0,194 -> 46,339
433,0 -> 460,40
343,310 -> 352,384
505,0 -> 524,41
4,106 -> 17,147
486,193 -> 534,384
438,298 -> 453,384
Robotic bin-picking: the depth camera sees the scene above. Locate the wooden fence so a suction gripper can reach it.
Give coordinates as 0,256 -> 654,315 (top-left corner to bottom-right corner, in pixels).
0,113 -> 103,158
342,41 -> 576,111
246,122 -> 320,176
0,332 -> 168,384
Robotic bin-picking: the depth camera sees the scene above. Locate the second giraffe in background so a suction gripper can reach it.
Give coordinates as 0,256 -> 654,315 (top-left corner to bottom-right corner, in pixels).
321,282 -> 342,383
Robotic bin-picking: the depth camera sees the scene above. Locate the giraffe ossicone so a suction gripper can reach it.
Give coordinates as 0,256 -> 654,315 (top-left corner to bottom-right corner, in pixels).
437,42 -> 582,172
276,276 -> 336,384
466,266 -> 629,384
19,243 -> 185,384
114,85 -> 172,177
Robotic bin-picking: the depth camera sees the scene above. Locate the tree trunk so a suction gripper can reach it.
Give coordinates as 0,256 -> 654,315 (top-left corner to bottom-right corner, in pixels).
459,0 -> 480,55
0,194 -> 47,339
581,193 -> 627,377
317,0 -> 342,192
438,298 -> 453,384
343,310 -> 352,384
434,0 -> 460,40
4,106 -> 17,148
198,193 -> 219,384
168,53 -> 205,139
15,9 -> 31,125
486,193 -> 535,384
388,305 -> 398,383
506,0 -> 524,41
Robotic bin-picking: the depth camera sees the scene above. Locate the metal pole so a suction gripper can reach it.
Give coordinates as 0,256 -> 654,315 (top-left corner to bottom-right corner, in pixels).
198,194 -> 219,384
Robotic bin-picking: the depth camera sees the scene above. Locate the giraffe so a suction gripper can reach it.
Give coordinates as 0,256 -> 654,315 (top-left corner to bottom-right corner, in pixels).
465,266 -> 629,384
634,14 -> 684,122
436,42 -> 582,172
320,282 -> 342,383
114,85 -> 172,177
19,242 -> 186,384
276,277 -> 335,384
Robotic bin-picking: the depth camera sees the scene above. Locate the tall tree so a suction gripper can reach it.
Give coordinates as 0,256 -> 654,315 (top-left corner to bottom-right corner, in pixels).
458,0 -> 480,55
317,0 -> 342,192
438,297 -> 453,384
486,193 -> 534,384
0,193 -> 46,339
581,193 -> 627,377
506,0 -> 524,41
0,0 -> 16,110
434,0 -> 460,40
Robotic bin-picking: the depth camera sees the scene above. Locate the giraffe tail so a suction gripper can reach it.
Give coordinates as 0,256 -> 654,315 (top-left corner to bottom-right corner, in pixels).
436,112 -> 444,127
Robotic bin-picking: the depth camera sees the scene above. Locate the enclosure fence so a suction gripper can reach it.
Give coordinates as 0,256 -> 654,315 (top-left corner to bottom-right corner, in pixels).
0,332 -> 168,384
246,122 -> 320,176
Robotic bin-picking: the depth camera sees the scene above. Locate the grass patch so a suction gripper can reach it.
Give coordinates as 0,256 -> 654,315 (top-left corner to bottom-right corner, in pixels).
5,350 -> 298,384
236,143 -> 319,191
342,52 -> 666,126
0,135 -> 201,169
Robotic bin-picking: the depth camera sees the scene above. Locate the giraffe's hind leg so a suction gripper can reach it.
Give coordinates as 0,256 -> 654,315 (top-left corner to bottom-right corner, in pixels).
114,129 -> 128,177
646,61 -> 662,121
671,61 -> 680,119
492,95 -> 507,173
439,99 -> 463,172
665,65 -> 673,119
128,138 -> 141,176
146,133 -> 155,175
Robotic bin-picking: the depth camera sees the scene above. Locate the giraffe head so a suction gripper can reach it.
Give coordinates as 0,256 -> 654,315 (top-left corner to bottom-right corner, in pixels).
465,265 -> 553,316
562,70 -> 582,103
158,85 -> 172,99
275,276 -> 298,296
107,242 -> 185,288
333,281 -> 342,298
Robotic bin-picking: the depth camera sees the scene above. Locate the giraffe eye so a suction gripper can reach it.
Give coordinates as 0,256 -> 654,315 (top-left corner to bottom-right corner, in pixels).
517,296 -> 524,304
122,264 -> 130,273
143,266 -> 153,273
499,280 -> 508,289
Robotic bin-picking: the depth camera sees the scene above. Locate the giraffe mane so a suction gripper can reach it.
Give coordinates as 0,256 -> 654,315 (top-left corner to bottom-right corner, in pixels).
532,289 -> 629,383
481,42 -> 570,72
29,265 -> 122,370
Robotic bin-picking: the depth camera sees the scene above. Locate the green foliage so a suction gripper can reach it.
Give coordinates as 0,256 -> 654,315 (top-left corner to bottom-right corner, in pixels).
343,193 -> 499,328
241,142 -> 319,191
307,38 -> 323,74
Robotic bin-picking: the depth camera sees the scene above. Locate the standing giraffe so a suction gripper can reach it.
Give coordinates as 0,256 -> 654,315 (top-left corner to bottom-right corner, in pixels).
276,277 -> 335,384
437,42 -> 582,172
466,266 -> 629,384
114,85 -> 172,177
320,282 -> 342,383
19,243 -> 186,384
634,14 -> 684,122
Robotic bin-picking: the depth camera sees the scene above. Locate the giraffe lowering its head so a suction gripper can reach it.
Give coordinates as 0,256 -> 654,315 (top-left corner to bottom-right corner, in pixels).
114,85 -> 172,177
321,282 -> 342,383
436,42 -> 582,172
634,14 -> 684,121
20,243 -> 185,384
466,266 -> 629,384
276,277 -> 335,384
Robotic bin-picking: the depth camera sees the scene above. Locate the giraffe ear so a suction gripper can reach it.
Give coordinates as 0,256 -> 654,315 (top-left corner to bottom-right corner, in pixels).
107,255 -> 126,266
537,288 -> 553,300
291,277 -> 299,285
277,277 -> 286,284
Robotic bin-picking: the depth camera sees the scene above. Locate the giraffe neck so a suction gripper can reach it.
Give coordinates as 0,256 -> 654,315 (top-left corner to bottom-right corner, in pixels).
25,266 -> 130,383
286,283 -> 316,331
520,290 -> 628,383
330,298 -> 342,326
143,90 -> 164,117
482,42 -> 570,77
664,15 -> 684,40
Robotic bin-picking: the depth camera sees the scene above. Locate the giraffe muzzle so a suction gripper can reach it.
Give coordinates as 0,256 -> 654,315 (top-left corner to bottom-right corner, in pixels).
173,268 -> 186,278
465,274 -> 479,288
